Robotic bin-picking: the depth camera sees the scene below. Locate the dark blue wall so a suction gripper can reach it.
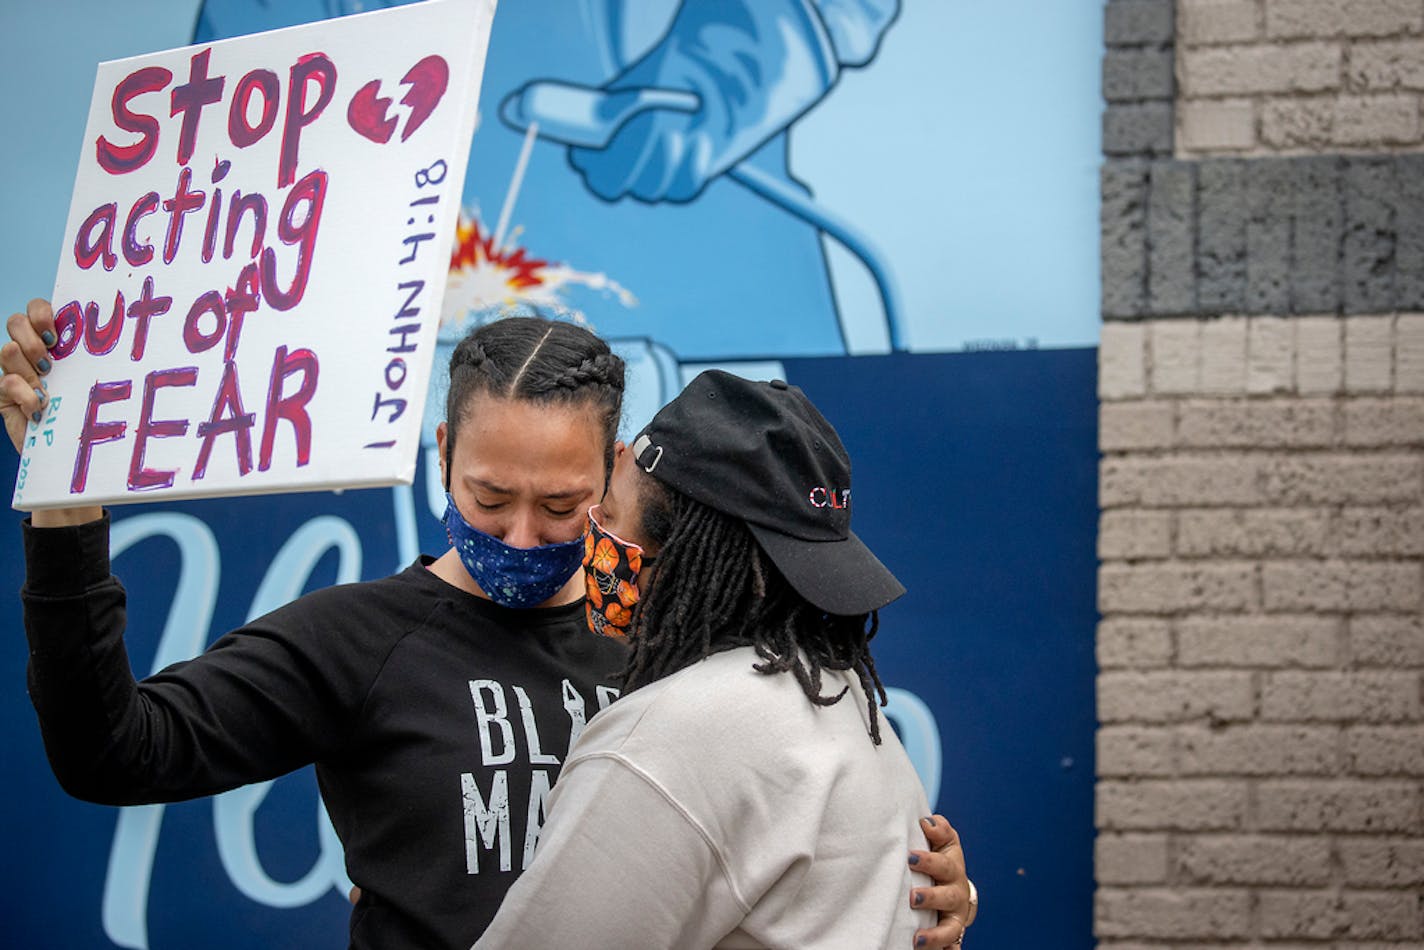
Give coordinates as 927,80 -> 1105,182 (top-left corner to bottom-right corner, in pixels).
2,346 -> 1097,948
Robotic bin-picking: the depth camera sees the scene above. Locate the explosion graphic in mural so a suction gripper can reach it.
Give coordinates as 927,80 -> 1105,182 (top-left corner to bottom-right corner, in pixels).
441,211 -> 636,331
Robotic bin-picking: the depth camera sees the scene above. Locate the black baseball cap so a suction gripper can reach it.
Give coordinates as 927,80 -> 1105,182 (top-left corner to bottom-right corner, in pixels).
629,370 -> 905,615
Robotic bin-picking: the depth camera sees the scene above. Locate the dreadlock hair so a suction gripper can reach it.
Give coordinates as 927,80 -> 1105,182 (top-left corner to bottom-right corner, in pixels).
621,476 -> 889,745
444,316 -> 625,489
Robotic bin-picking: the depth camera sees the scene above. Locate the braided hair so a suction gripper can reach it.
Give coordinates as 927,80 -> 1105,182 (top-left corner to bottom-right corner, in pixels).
621,477 -> 889,745
444,317 -> 625,487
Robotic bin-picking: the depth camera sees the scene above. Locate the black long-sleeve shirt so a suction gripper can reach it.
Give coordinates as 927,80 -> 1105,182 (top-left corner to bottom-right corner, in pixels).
22,514 -> 627,949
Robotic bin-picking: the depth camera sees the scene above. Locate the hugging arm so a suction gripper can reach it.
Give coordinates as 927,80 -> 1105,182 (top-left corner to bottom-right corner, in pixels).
909,815 -> 976,948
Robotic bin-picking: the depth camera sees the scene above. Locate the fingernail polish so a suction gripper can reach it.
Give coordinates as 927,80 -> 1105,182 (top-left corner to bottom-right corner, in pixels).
37,358 -> 52,374
914,891 -> 925,906
31,410 -> 42,424
34,388 -> 46,405
916,937 -> 927,947
908,853 -> 921,865
41,331 -> 56,347
924,816 -> 937,827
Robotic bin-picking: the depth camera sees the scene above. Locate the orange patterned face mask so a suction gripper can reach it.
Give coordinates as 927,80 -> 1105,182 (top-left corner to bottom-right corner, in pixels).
582,506 -> 649,638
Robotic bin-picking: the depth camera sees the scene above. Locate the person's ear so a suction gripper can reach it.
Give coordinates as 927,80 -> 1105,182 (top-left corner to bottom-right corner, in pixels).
436,422 -> 449,488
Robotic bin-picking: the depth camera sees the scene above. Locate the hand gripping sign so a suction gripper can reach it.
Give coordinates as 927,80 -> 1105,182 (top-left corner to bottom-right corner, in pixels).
13,0 -> 495,510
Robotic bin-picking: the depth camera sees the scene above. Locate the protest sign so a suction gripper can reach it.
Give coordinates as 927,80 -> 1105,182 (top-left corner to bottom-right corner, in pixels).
12,0 -> 494,510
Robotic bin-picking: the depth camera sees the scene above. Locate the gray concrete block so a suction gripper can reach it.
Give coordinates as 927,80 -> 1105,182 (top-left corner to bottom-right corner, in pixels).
1246,160 -> 1293,313
1103,47 -> 1176,102
1106,0 -> 1176,46
1103,160 -> 1151,317
1148,161 -> 1198,314
1198,160 -> 1249,312
1105,102 -> 1174,157
1343,158 -> 1397,314
1394,153 -> 1424,310
1291,156 -> 1342,314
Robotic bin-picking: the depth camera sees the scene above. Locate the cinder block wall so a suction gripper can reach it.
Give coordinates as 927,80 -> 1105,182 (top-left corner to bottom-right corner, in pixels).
1178,0 -> 1424,156
1096,1 -> 1424,946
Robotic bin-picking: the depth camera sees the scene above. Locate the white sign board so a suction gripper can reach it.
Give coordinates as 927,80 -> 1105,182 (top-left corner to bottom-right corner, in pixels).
13,0 -> 495,510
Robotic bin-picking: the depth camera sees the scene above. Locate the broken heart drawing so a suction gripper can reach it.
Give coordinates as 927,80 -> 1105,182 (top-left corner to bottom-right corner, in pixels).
347,55 -> 450,144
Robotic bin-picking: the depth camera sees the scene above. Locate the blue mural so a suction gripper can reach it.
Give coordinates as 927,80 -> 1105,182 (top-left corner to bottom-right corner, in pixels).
1,1 -> 1102,947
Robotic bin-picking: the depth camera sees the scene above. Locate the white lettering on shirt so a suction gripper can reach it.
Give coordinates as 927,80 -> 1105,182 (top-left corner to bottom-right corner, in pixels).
514,685 -> 559,765
468,679 -> 515,766
523,769 -> 553,869
461,770 -> 511,873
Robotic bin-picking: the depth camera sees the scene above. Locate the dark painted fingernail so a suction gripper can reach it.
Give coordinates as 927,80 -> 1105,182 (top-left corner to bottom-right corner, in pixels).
40,330 -> 56,347
31,410 -> 42,423
914,891 -> 925,906
37,358 -> 52,374
34,387 -> 46,405
924,816 -> 937,827
916,937 -> 927,948
908,853 -> 921,865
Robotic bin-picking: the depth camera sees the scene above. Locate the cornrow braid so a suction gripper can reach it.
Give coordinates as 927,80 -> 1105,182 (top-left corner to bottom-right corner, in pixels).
622,482 -> 889,745
444,317 -> 625,487
554,352 -> 623,392
449,335 -> 489,377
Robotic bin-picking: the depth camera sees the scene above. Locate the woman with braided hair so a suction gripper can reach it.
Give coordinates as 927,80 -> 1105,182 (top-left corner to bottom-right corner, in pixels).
476,370 -> 972,949
2,300 -> 974,950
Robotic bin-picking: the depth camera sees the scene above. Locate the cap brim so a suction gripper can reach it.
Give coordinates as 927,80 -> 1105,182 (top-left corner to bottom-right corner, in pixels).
747,523 -> 906,615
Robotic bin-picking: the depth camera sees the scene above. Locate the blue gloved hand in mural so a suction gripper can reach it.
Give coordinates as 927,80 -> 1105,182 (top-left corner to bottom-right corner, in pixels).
542,0 -> 898,203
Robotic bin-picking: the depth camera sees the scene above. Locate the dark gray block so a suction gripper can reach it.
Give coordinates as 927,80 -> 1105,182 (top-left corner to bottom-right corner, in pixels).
1245,161 -> 1293,313
1102,160 -> 1150,318
1393,154 -> 1424,310
1147,161 -> 1197,315
1104,102 -> 1173,157
1290,156 -> 1342,314
1343,158 -> 1396,314
1197,160 -> 1248,313
1103,47 -> 1176,102
1105,0 -> 1175,46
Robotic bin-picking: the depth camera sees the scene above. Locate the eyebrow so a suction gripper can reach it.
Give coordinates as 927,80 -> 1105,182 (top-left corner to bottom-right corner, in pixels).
465,476 -> 591,501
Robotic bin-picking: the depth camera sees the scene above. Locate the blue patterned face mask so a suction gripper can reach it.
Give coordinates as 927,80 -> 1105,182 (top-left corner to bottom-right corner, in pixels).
441,493 -> 586,608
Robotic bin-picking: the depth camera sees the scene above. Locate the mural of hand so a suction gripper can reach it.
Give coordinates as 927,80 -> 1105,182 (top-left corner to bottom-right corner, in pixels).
561,0 -> 843,203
